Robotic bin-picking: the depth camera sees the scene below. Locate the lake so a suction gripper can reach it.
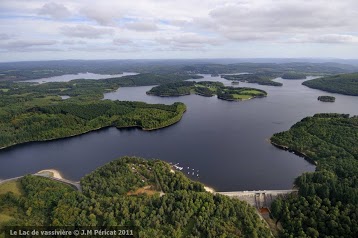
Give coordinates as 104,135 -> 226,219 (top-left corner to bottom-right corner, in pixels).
24,72 -> 138,83
1,74 -> 357,191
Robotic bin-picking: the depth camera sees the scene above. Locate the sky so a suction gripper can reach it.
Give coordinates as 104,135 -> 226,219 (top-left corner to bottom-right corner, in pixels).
0,0 -> 357,61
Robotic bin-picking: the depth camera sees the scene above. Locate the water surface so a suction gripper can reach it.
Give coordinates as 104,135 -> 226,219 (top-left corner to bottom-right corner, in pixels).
25,72 -> 138,84
1,75 -> 357,191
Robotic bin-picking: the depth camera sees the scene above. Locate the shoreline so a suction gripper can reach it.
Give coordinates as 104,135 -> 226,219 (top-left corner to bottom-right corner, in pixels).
0,108 -> 186,150
204,186 -> 215,193
36,169 -> 64,179
269,139 -> 318,166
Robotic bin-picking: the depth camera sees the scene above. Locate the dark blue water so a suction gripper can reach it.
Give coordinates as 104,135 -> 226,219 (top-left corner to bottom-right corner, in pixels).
1,74 -> 357,191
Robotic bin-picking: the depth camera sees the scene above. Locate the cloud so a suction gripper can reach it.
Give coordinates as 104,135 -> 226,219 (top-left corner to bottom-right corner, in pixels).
80,4 -> 121,26
0,40 -> 58,52
125,21 -> 158,32
0,33 -> 12,40
68,45 -> 139,53
205,0 -> 358,42
1,0 -> 358,60
62,40 -> 87,45
156,33 -> 221,49
60,25 -> 114,39
287,34 -> 358,44
209,1 -> 351,30
5,40 -> 57,48
169,19 -> 191,26
113,38 -> 133,45
38,2 -> 71,19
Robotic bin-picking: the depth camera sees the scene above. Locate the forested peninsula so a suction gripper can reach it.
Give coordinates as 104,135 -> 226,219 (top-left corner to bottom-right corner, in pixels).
270,113 -> 358,237
221,73 -> 283,86
302,73 -> 358,96
281,72 -> 307,79
0,73 -> 200,149
0,101 -> 186,150
0,157 -> 273,238
147,81 -> 267,101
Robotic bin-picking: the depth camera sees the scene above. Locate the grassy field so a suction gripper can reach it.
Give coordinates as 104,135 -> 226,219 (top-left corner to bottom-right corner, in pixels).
195,84 -> 218,92
240,89 -> 263,95
127,185 -> 160,196
0,180 -> 23,196
0,89 -> 9,92
233,94 -> 252,100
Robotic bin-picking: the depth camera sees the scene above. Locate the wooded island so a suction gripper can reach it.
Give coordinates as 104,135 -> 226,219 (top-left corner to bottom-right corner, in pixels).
147,81 -> 267,101
318,95 -> 335,102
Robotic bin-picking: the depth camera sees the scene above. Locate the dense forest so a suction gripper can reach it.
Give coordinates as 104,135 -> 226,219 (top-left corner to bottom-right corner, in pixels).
146,81 -> 196,96
194,82 -> 224,97
0,73 -> 201,102
1,60 -> 356,81
0,157 -> 273,238
0,100 -> 186,149
281,72 -> 307,79
302,73 -> 358,96
270,114 -> 358,237
147,81 -> 267,101
217,87 -> 267,101
221,74 -> 283,86
0,73 -> 197,149
318,96 -> 335,102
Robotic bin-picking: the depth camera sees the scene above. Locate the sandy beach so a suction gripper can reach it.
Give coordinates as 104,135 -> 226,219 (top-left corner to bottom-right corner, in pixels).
36,169 -> 64,179
204,186 -> 215,193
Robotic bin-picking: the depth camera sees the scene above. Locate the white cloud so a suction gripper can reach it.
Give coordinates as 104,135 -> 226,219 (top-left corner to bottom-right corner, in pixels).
62,40 -> 87,45
80,4 -> 122,26
5,40 -> 57,48
287,34 -> 358,44
124,21 -> 158,32
60,25 -> 114,39
206,0 -> 358,42
156,33 -> 221,50
38,2 -> 71,19
0,40 -> 58,52
0,0 -> 358,60
0,33 -> 13,40
113,38 -> 133,45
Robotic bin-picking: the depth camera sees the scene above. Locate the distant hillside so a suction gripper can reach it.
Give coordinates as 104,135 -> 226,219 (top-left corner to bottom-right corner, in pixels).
302,73 -> 358,96
0,60 -> 357,81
